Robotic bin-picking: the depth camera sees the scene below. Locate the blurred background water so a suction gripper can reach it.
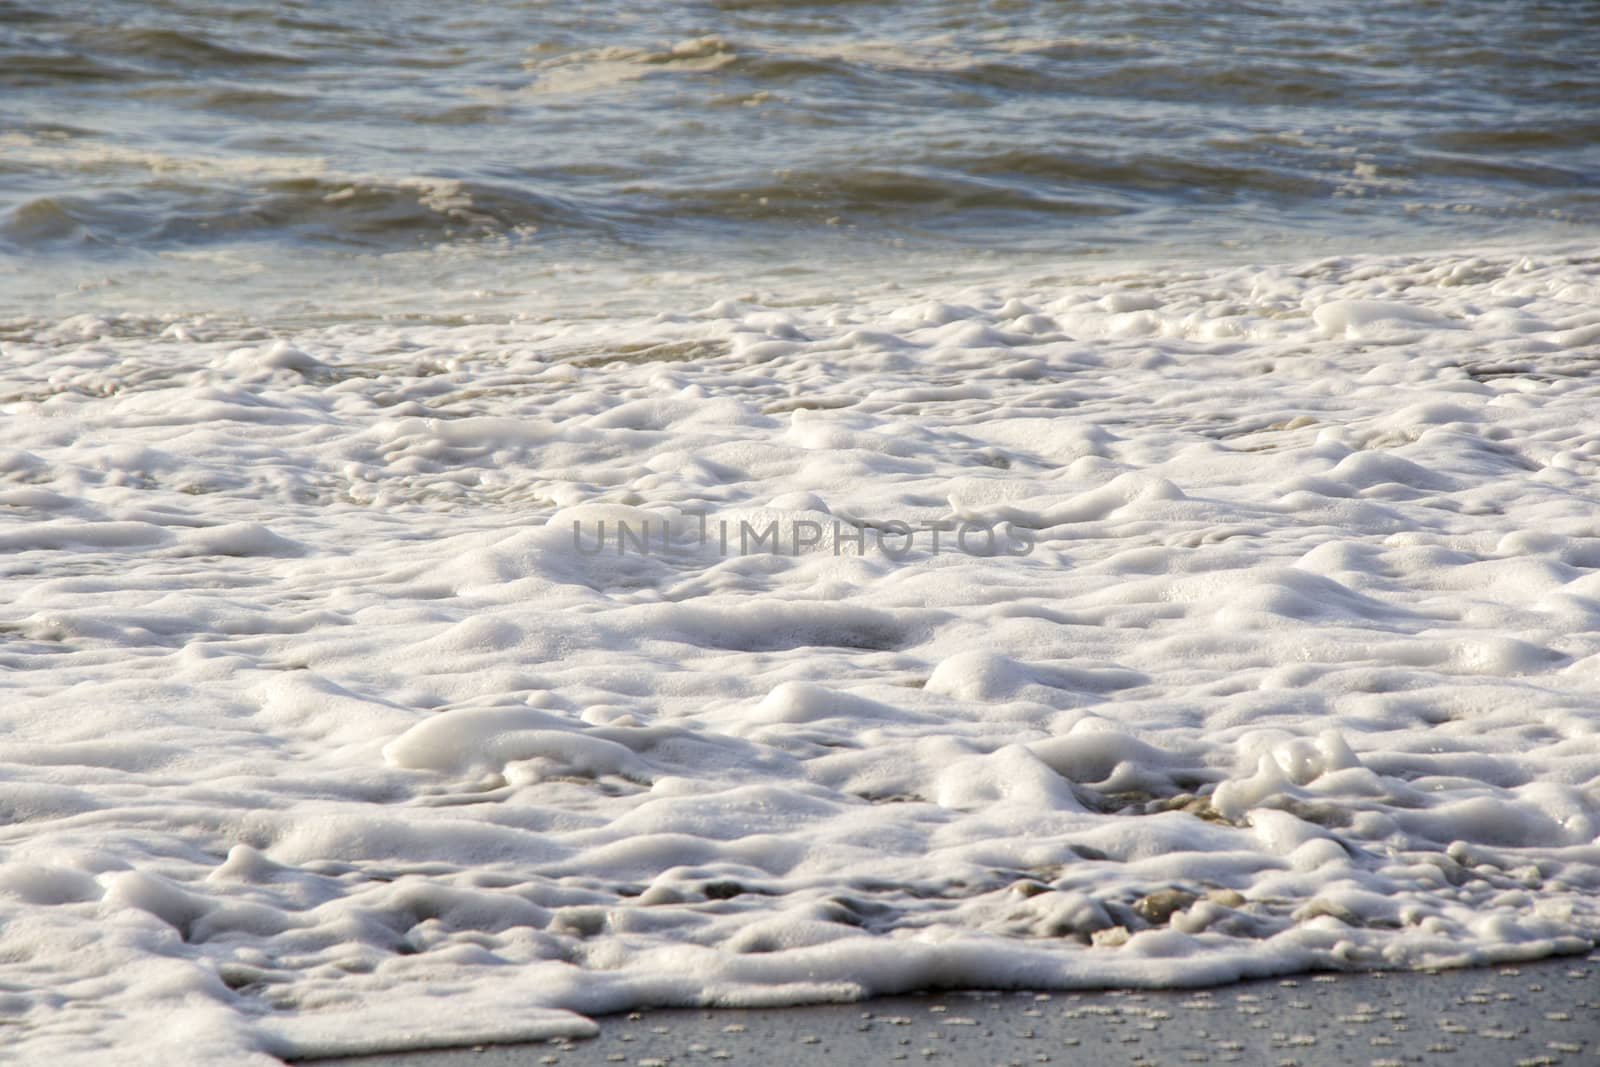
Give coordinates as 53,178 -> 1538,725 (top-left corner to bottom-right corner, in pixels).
2,0 -> 1596,320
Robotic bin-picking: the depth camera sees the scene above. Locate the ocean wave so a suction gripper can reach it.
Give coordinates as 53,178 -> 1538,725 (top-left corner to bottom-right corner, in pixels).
0,51 -> 139,87
0,0 -> 1594,284
72,25 -> 303,68
0,173 -> 603,252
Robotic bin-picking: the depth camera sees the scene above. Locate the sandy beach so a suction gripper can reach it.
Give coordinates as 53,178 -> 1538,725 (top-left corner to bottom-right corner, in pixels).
310,953 -> 1599,1066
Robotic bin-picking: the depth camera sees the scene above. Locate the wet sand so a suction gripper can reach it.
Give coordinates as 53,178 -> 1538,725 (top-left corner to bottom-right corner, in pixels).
302,952 -> 1598,1066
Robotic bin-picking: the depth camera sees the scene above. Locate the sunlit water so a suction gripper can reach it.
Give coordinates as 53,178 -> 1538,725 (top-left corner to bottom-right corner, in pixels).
2,0 -> 1596,318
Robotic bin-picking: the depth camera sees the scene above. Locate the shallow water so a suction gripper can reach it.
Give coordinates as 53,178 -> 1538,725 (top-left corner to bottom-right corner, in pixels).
2,4 -> 1599,1065
3,0 -> 1597,318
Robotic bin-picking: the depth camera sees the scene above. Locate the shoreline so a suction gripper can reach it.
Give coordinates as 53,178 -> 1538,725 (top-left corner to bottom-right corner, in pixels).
300,951 -> 1599,1066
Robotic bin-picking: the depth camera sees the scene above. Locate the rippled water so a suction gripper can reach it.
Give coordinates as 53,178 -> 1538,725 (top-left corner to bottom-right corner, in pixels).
2,0 -> 1596,317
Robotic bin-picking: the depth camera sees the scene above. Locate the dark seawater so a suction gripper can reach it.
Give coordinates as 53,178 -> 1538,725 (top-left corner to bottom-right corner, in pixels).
1,0 -> 1596,318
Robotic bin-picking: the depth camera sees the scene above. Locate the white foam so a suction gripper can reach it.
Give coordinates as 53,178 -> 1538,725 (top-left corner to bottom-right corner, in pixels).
1,245 -> 1598,1061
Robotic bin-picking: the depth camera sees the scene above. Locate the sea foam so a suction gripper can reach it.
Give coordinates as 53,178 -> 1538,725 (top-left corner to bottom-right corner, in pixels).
1,246 -> 1598,1062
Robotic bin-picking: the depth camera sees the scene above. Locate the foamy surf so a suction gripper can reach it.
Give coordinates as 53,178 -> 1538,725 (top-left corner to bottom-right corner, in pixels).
1,244 -> 1597,1062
